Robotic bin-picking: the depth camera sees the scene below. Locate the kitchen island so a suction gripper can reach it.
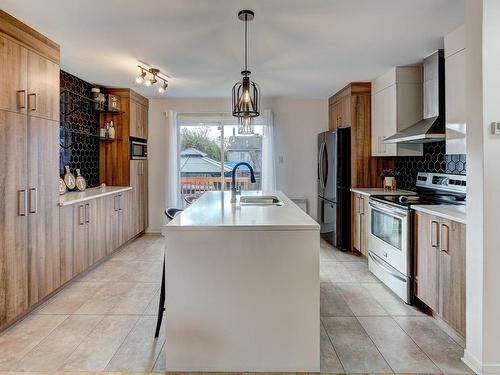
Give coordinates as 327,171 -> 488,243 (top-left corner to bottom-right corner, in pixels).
164,191 -> 320,372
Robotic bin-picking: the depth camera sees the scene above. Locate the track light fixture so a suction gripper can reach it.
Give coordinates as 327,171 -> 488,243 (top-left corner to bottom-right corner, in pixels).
135,65 -> 170,94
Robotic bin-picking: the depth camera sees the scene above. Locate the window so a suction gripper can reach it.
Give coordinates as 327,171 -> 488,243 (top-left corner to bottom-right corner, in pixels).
178,122 -> 263,203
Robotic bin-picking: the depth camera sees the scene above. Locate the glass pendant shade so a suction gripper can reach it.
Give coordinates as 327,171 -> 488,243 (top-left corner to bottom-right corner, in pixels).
238,115 -> 255,135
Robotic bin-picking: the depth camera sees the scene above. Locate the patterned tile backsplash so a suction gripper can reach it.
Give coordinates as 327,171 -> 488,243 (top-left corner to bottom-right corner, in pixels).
59,70 -> 101,188
395,142 -> 466,190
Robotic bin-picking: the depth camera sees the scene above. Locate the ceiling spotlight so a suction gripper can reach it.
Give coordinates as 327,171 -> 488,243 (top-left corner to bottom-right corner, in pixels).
135,69 -> 146,84
158,81 -> 168,94
135,65 -> 170,93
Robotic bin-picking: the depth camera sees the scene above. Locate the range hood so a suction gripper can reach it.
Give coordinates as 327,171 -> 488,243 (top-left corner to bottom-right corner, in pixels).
383,50 -> 446,144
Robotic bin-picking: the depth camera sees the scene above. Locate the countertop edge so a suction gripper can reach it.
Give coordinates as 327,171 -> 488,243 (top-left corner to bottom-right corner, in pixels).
59,186 -> 132,206
412,205 -> 467,224
350,188 -> 416,197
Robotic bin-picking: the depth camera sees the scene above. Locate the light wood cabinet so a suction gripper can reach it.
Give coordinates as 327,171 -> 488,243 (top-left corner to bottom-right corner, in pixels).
438,218 -> 466,336
414,211 -> 466,336
0,111 -> 29,326
352,193 -> 369,256
130,160 -> 148,236
27,50 -> 59,121
88,197 -> 109,263
0,34 -> 27,114
371,66 -> 423,156
328,97 -> 350,130
415,211 -> 440,311
27,117 -> 60,305
129,100 -> 148,139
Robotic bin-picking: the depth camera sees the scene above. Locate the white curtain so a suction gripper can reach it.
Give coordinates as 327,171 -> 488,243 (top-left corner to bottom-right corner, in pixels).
166,110 -> 180,208
262,109 -> 276,192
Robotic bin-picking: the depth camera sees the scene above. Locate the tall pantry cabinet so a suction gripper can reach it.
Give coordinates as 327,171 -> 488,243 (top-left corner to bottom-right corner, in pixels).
0,11 -> 60,326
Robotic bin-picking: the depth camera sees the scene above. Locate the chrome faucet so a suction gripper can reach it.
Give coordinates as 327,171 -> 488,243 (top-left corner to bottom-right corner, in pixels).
231,162 -> 256,203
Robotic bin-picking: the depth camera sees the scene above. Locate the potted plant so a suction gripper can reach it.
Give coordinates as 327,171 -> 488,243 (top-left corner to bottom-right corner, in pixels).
381,168 -> 399,191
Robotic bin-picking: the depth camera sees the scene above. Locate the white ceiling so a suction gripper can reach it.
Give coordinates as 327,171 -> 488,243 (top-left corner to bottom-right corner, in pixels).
1,0 -> 464,99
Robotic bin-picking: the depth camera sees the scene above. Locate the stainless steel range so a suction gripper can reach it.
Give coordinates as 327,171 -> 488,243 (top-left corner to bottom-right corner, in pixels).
368,172 -> 466,303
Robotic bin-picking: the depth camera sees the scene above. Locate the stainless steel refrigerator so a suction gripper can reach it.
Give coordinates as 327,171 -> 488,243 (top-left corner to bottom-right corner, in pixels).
317,128 -> 351,250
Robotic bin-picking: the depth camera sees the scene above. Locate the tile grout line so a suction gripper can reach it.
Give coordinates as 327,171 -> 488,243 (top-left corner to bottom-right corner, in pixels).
352,315 -> 395,374
320,317 -> 346,374
103,314 -> 143,372
10,313 -> 71,371
55,314 -> 107,372
389,315 -> 444,373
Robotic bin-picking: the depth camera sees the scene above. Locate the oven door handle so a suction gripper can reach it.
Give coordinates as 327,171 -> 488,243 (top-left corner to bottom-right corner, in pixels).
369,252 -> 407,282
369,201 -> 408,218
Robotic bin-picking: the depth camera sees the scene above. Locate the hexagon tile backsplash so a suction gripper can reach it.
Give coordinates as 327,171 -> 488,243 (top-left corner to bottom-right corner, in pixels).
395,142 -> 466,190
59,70 -> 100,188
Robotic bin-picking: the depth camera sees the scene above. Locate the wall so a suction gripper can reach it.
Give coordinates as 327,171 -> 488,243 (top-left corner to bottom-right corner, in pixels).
147,97 -> 328,232
395,142 -> 466,190
464,0 -> 500,373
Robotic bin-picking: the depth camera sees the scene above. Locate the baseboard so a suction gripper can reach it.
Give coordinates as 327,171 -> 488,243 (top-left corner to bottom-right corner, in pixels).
463,349 -> 482,374
146,227 -> 163,234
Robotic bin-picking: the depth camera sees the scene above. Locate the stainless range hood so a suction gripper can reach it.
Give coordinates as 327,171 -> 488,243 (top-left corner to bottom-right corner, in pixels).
383,50 -> 446,144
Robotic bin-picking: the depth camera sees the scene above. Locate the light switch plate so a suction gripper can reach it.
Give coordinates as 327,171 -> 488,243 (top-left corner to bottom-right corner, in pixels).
491,122 -> 500,135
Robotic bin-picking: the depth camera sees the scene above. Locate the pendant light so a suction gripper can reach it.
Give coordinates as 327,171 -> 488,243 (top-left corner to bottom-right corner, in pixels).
232,9 -> 260,126
238,116 -> 255,135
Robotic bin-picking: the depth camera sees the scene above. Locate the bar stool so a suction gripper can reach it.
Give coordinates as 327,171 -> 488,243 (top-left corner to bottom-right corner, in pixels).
154,208 -> 183,338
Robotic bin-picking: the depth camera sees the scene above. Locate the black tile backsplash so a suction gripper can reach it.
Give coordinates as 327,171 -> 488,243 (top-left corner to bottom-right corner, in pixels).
59,70 -> 100,188
395,141 -> 466,190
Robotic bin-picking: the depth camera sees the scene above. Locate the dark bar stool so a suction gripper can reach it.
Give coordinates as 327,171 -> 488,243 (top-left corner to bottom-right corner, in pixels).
154,207 -> 183,338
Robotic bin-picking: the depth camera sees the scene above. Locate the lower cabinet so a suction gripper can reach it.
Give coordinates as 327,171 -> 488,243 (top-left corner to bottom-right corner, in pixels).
131,160 -> 148,236
59,190 -> 135,284
414,211 -> 466,336
352,192 -> 369,255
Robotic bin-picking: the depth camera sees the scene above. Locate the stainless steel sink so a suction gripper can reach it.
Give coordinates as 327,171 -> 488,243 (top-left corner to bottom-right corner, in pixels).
239,196 -> 284,206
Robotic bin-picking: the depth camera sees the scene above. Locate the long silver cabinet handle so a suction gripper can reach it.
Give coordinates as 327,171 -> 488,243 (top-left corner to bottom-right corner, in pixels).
430,220 -> 440,248
79,205 -> 85,225
28,93 -> 37,111
440,224 -> 450,253
18,189 -> 27,216
85,203 -> 90,223
28,188 -> 37,214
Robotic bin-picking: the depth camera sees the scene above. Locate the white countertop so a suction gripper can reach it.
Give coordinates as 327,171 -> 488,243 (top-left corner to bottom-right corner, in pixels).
350,188 -> 416,197
59,186 -> 132,206
166,191 -> 320,231
412,204 -> 466,224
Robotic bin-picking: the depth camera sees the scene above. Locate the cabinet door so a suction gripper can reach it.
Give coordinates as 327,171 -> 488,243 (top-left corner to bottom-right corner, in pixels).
139,161 -> 148,233
371,91 -> 384,156
121,190 -> 133,243
59,205 -> 75,284
360,196 -> 369,256
328,103 -> 337,131
141,105 -> 148,138
414,211 -> 440,310
445,50 -> 466,154
0,35 -> 27,114
116,194 -> 124,247
27,50 -> 59,121
27,117 -> 60,305
129,100 -> 138,138
88,198 -> 108,264
0,111 -> 28,325
439,219 -> 466,336
130,160 -> 141,236
353,194 -> 361,251
73,204 -> 89,276
339,97 -> 351,128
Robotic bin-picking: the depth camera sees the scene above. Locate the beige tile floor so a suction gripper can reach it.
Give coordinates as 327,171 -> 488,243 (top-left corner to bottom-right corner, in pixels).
0,234 -> 472,374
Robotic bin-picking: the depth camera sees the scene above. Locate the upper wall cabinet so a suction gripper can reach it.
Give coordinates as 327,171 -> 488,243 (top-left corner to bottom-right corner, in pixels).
0,12 -> 59,122
371,66 -> 424,157
444,25 -> 466,155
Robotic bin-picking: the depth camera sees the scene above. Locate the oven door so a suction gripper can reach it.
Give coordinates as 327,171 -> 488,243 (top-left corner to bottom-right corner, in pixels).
368,200 -> 410,276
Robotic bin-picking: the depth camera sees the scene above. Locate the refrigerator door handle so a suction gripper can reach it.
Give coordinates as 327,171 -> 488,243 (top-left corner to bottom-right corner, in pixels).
318,142 -> 326,189
323,142 -> 329,187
